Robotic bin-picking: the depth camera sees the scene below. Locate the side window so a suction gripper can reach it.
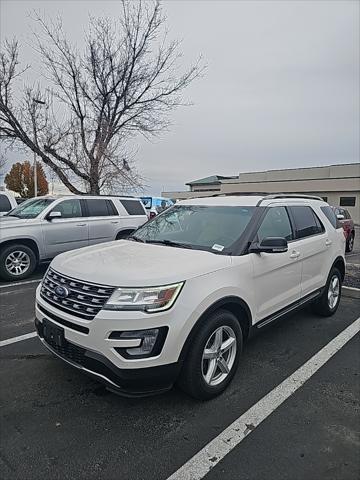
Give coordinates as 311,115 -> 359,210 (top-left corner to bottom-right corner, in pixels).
320,206 -> 337,228
257,207 -> 293,242
120,199 -> 146,215
106,200 -> 118,216
53,199 -> 82,218
290,206 -> 324,239
0,194 -> 12,212
86,199 -> 111,217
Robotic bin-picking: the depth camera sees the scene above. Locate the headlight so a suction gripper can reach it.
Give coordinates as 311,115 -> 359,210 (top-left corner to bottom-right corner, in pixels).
103,282 -> 184,312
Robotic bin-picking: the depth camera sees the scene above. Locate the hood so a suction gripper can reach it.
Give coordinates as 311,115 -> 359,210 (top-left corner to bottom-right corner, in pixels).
51,240 -> 232,287
0,216 -> 36,227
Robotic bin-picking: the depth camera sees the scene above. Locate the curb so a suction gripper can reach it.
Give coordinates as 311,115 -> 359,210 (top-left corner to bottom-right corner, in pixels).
343,286 -> 360,299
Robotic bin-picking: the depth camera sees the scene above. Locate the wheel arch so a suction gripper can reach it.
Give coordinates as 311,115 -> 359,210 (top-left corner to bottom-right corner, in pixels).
115,228 -> 135,240
0,238 -> 40,262
179,296 -> 252,363
332,256 -> 346,281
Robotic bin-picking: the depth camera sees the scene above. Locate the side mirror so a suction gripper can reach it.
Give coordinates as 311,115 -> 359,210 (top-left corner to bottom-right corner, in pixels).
47,211 -> 62,220
336,214 -> 345,220
249,236 -> 288,254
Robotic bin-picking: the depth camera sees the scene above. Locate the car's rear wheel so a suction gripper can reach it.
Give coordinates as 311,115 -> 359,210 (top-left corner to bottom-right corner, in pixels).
0,244 -> 37,281
177,309 -> 243,400
312,267 -> 342,317
346,233 -> 354,253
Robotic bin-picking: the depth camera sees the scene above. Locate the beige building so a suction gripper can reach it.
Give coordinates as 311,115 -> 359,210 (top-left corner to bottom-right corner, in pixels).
163,163 -> 360,223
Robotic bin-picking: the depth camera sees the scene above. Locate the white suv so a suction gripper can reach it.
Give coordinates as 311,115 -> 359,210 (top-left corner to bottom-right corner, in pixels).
35,195 -> 346,400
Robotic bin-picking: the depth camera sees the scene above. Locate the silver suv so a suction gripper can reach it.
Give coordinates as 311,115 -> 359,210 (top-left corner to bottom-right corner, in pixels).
0,195 -> 147,281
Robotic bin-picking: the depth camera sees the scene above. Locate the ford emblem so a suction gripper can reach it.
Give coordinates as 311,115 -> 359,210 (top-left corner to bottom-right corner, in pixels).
54,285 -> 69,298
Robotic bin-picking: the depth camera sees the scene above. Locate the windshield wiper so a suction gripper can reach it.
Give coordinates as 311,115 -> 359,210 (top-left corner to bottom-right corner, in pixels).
145,239 -> 194,249
129,235 -> 145,243
5,213 -> 20,217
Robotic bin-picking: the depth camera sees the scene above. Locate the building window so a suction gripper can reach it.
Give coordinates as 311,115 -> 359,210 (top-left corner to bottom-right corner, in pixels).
339,197 -> 356,207
321,196 -> 328,202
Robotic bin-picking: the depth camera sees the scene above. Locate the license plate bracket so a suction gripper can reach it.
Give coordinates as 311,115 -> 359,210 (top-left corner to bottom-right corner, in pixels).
43,319 -> 65,347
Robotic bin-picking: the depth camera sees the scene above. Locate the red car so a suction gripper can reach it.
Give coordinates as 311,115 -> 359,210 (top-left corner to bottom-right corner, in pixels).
331,206 -> 355,252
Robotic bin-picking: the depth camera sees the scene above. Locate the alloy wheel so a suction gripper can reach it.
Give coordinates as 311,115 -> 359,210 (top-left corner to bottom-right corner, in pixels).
5,250 -> 31,276
202,325 -> 237,386
328,274 -> 340,309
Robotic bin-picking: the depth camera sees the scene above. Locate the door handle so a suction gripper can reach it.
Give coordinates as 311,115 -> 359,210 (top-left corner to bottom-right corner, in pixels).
325,239 -> 332,247
111,221 -> 119,224
289,250 -> 300,259
76,223 -> 86,227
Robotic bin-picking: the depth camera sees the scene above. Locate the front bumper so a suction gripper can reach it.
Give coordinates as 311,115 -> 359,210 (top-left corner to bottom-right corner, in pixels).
35,317 -> 181,396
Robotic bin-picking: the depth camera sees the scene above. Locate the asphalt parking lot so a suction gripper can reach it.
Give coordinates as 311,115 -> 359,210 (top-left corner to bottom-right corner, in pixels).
0,274 -> 359,479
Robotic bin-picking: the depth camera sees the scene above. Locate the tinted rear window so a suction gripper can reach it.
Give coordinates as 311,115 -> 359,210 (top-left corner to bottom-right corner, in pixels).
0,194 -> 12,212
290,206 -> 324,239
121,199 -> 146,215
86,199 -> 111,217
320,206 -> 337,228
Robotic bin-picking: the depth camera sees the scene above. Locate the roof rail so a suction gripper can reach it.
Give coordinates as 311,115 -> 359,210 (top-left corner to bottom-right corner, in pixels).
81,194 -> 135,198
209,192 -> 269,198
256,193 -> 324,206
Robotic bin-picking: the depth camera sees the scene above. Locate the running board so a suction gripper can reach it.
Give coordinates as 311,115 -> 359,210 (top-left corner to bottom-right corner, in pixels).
256,290 -> 322,329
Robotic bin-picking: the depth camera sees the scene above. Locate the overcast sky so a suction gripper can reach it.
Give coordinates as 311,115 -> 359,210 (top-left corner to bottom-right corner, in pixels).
1,0 -> 359,195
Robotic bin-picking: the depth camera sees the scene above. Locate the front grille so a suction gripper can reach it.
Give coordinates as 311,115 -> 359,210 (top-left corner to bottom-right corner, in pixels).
40,268 -> 115,320
46,335 -> 86,366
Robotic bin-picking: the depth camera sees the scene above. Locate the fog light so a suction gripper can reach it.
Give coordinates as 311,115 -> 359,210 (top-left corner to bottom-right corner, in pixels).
120,329 -> 159,356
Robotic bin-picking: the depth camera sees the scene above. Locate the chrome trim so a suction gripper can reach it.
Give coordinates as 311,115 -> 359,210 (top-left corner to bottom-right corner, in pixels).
40,292 -> 96,319
50,268 -> 114,289
45,276 -> 110,299
256,290 -> 321,328
42,284 -> 102,309
40,268 -> 114,320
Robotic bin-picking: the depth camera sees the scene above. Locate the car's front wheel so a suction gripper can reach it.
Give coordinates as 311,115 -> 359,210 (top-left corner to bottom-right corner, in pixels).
0,244 -> 37,281
178,309 -> 243,400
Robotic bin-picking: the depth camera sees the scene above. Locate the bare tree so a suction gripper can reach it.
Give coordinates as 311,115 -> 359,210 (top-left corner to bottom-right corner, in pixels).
0,1 -> 201,194
0,152 -> 6,174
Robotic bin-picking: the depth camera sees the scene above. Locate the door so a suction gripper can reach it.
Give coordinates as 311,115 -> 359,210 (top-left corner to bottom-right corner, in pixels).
42,199 -> 88,257
289,205 -> 329,296
84,199 -> 120,245
250,206 -> 302,321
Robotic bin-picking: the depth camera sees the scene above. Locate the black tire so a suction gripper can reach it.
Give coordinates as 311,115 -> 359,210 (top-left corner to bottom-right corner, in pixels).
346,233 -> 354,253
312,267 -> 342,317
116,230 -> 133,240
0,244 -> 37,281
177,309 -> 243,400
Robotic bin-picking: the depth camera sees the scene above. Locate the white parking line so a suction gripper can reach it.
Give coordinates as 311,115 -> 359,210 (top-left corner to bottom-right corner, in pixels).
167,317 -> 360,480
0,332 -> 37,347
0,279 -> 41,289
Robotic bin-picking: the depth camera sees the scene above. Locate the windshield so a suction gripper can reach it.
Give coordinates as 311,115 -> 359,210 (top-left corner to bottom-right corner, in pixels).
6,198 -> 54,219
133,205 -> 255,253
